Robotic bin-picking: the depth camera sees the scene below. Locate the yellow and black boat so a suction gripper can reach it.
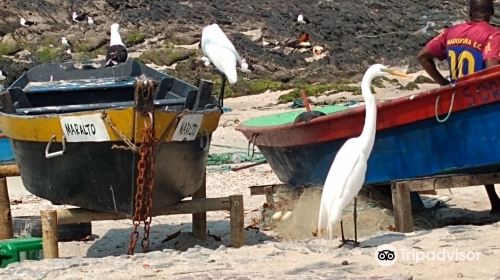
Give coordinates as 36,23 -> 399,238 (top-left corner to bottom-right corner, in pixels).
0,60 -> 221,215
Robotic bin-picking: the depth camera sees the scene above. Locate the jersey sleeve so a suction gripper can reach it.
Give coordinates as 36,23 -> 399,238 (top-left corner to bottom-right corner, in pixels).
425,30 -> 448,60
483,32 -> 500,60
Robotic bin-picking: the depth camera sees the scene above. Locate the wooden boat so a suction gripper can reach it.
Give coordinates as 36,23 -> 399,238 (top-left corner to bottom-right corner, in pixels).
0,61 -> 221,215
237,66 -> 500,187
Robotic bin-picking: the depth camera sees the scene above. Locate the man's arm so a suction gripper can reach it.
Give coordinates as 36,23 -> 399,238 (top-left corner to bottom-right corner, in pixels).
417,48 -> 450,86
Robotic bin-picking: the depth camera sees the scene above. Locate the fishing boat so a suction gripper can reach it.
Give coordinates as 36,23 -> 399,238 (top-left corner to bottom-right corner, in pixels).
0,60 -> 221,215
237,66 -> 500,187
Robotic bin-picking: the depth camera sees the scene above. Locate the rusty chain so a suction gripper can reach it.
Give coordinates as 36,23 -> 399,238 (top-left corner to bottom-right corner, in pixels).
128,80 -> 157,255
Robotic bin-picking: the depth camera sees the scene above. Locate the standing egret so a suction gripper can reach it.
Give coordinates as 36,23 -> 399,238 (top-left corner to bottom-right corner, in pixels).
105,23 -> 128,67
317,64 -> 407,246
201,23 -> 248,109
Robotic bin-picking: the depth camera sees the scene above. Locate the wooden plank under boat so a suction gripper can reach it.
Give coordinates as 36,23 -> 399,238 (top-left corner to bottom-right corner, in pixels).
0,61 -> 222,215
237,66 -> 500,187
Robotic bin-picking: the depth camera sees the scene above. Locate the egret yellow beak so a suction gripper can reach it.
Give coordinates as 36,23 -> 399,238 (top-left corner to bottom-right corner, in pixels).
382,68 -> 408,77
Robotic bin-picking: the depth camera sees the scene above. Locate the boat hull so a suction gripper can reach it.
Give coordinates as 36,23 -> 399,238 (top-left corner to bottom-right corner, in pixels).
259,102 -> 500,186
13,137 -> 209,215
237,66 -> 500,187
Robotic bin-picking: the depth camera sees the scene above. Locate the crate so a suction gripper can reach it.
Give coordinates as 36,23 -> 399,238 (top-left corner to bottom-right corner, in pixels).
0,237 -> 43,268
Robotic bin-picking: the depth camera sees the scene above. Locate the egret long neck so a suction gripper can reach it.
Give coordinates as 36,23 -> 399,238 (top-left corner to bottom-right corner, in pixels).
359,75 -> 377,154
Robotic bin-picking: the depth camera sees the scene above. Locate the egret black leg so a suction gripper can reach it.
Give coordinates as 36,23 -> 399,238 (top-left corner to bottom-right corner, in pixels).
340,220 -> 345,242
338,197 -> 360,248
485,184 -> 500,214
353,197 -> 359,245
216,71 -> 227,112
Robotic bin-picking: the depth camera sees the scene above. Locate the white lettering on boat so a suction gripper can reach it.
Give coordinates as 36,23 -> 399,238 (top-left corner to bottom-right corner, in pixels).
60,114 -> 110,142
172,114 -> 204,141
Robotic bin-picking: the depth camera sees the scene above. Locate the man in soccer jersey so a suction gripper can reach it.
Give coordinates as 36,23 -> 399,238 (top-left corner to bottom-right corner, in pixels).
417,0 -> 500,213
417,0 -> 499,85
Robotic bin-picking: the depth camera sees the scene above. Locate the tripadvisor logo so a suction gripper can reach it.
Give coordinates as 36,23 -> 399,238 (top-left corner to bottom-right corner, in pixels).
375,244 -> 481,266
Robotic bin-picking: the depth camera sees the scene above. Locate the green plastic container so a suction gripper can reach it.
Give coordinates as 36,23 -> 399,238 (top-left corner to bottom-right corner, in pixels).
0,237 -> 43,268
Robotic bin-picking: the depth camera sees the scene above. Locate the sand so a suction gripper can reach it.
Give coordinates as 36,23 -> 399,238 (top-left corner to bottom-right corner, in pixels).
2,74 -> 500,279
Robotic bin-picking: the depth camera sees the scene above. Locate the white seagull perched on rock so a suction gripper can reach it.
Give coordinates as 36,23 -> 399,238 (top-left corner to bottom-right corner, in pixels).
297,14 -> 310,24
20,17 -> 35,27
317,64 -> 407,247
61,37 -> 71,50
105,23 -> 128,67
72,11 -> 88,22
87,16 -> 94,28
201,23 -> 249,109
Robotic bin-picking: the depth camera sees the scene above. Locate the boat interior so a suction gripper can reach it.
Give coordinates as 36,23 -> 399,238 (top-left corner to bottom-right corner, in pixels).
0,61 -> 217,115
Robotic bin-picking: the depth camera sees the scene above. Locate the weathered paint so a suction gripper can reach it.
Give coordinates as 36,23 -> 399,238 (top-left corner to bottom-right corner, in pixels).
0,108 -> 221,143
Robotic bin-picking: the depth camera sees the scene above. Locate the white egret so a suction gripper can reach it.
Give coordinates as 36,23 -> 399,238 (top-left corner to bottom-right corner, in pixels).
317,64 -> 407,246
105,23 -> 128,67
201,23 -> 248,109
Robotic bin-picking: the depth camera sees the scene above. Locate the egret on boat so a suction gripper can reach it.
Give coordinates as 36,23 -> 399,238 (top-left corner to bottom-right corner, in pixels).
201,23 -> 248,108
317,64 -> 407,246
105,23 -> 128,67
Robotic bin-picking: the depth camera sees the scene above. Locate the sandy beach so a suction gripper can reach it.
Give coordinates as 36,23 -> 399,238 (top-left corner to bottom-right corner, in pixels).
2,75 -> 500,280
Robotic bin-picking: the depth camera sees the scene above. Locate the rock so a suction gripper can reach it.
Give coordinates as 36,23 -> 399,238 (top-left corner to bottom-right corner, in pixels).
168,31 -> 200,45
1,33 -> 20,55
76,31 -> 108,52
281,211 -> 293,222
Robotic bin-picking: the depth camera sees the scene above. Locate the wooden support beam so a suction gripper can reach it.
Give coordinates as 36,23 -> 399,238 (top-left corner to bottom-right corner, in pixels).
391,182 -> 413,233
56,197 -> 231,225
249,184 -> 287,196
0,165 -> 20,178
41,210 -> 59,259
229,195 -> 245,248
0,178 -> 13,239
399,172 -> 500,192
192,171 -> 207,240
263,186 -> 274,207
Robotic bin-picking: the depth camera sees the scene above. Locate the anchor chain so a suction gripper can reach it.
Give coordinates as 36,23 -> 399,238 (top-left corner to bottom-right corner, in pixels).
128,80 -> 157,254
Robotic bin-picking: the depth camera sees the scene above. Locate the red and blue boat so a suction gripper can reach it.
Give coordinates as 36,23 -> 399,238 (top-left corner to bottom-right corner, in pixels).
237,66 -> 500,187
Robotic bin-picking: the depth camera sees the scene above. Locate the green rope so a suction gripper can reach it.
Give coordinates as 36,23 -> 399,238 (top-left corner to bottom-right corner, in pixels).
207,152 -> 266,166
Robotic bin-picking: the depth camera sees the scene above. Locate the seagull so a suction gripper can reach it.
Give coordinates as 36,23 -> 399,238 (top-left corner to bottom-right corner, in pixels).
20,17 -> 35,27
297,14 -> 310,24
87,16 -> 94,28
72,11 -> 88,22
317,64 -> 407,246
201,23 -> 249,109
105,23 -> 128,67
61,37 -> 71,50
